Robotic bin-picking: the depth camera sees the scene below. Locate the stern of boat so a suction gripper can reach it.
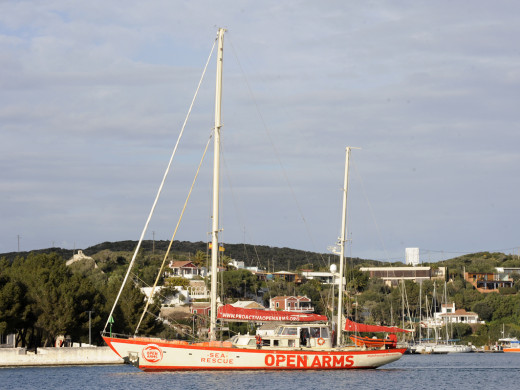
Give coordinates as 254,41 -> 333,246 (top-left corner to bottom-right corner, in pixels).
102,333 -> 145,366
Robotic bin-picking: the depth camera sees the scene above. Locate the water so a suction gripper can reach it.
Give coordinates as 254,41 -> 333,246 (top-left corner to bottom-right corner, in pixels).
1,353 -> 519,390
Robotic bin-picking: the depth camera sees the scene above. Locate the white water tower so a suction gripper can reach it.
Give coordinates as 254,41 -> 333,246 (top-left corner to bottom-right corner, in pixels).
405,247 -> 420,266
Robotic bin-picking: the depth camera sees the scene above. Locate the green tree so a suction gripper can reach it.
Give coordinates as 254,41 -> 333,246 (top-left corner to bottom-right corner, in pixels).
0,278 -> 33,345
104,278 -> 164,336
165,277 -> 190,289
193,250 -> 208,268
222,269 -> 258,299
297,279 -> 326,315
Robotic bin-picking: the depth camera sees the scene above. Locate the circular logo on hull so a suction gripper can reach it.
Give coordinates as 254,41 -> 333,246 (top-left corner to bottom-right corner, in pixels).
142,344 -> 163,363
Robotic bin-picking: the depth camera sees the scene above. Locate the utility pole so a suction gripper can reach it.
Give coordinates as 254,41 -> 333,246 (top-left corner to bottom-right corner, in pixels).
152,231 -> 155,255
86,310 -> 94,345
17,235 -> 20,252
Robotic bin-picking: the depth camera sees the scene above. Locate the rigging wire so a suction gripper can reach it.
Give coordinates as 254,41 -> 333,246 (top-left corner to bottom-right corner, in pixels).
350,160 -> 391,263
227,34 -> 328,269
103,36 -> 218,333
135,134 -> 213,334
219,146 -> 264,269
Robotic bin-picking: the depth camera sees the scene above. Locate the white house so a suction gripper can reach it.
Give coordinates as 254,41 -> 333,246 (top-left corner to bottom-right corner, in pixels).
269,296 -> 314,313
167,260 -> 206,279
140,286 -> 190,307
422,302 -> 483,328
230,300 -> 266,310
300,270 -> 344,285
187,280 -> 209,300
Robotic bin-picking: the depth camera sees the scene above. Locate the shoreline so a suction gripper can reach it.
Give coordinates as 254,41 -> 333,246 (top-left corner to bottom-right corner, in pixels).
0,347 -> 123,367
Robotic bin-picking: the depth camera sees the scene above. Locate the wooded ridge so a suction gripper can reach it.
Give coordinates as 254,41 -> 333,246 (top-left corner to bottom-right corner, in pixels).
1,241 -> 519,349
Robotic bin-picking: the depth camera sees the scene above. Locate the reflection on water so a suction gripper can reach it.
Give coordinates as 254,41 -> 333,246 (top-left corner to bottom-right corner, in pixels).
1,353 -> 519,390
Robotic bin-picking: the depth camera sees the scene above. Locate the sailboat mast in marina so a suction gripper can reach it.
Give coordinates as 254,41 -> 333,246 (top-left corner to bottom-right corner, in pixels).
102,28 -> 406,371
209,27 -> 224,342
336,146 -> 351,346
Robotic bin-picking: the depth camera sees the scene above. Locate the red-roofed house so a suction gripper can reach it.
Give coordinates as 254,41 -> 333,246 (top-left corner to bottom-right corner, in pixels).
168,260 -> 204,279
422,302 -> 484,328
436,302 -> 482,324
269,296 -> 314,313
190,302 -> 211,316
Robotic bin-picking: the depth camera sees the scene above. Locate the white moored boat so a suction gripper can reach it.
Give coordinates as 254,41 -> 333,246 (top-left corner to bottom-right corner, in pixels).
500,338 -> 520,353
102,28 -> 406,371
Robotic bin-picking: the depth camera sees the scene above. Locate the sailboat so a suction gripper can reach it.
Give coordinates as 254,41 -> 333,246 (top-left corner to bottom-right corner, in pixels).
411,282 -> 472,354
102,28 -> 406,371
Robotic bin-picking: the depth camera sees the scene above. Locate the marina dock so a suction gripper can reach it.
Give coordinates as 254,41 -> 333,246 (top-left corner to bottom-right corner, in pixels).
0,347 -> 123,367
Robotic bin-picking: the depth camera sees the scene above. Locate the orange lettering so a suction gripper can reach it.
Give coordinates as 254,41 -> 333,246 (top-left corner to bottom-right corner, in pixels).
332,356 -> 344,367
286,355 -> 296,367
345,355 -> 354,367
297,355 -> 307,368
265,354 -> 275,366
276,355 -> 286,366
322,356 -> 332,368
311,356 -> 322,368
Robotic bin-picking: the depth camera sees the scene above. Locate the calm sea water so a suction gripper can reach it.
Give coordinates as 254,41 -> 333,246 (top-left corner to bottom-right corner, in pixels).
1,353 -> 519,390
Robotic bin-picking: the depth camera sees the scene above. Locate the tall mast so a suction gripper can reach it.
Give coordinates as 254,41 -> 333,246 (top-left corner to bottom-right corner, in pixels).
419,281 -> 422,343
336,146 -> 351,346
210,28 -> 225,341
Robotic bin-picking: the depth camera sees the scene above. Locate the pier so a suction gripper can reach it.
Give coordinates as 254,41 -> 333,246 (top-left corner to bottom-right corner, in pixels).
0,347 -> 123,367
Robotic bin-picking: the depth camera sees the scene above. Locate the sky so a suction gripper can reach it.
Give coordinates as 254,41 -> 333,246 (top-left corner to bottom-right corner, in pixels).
1,0 -> 519,264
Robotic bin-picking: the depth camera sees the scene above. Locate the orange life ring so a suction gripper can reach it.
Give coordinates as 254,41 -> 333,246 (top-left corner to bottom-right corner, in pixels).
317,337 -> 325,346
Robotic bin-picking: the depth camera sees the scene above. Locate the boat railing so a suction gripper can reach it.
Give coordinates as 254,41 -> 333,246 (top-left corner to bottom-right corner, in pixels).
103,331 -> 236,348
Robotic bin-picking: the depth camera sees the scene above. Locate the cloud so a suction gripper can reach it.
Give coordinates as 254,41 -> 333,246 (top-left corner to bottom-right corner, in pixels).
1,1 -> 519,262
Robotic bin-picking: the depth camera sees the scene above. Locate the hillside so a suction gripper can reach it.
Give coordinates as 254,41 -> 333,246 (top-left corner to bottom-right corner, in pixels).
1,240 -> 382,272
2,242 -> 519,348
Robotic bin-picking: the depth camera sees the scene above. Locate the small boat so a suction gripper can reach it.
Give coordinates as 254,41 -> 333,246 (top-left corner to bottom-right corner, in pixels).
350,334 -> 397,349
500,338 -> 520,353
412,343 -> 472,354
102,28 -> 406,371
344,319 -> 407,349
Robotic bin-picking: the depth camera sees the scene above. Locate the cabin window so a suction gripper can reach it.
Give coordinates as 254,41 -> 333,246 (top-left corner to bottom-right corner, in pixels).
320,327 -> 329,338
282,327 -> 297,336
